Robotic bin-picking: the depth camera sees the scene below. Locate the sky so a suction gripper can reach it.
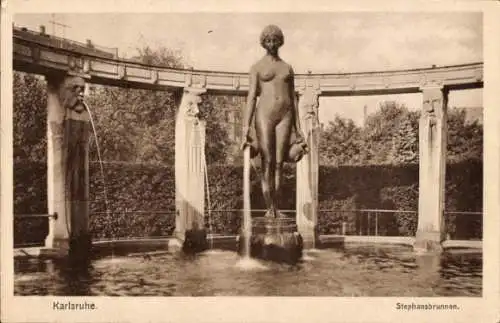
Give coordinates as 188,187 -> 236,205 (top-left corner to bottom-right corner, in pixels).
14,12 -> 483,125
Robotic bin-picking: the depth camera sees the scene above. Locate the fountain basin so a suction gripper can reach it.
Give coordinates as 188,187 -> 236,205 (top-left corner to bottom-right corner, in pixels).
13,243 -> 482,296
238,217 -> 303,264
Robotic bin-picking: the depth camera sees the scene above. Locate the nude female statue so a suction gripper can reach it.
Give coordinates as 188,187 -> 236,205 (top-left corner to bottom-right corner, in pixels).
241,25 -> 308,218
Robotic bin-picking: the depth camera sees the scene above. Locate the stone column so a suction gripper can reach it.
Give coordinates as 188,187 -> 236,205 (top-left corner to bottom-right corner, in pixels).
45,75 -> 91,257
296,87 -> 321,249
174,87 -> 208,252
415,85 -> 448,253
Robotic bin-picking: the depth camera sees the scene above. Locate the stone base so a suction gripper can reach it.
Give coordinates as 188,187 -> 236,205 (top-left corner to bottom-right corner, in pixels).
168,237 -> 183,252
301,236 -> 319,250
414,230 -> 445,254
36,234 -> 93,264
68,233 -> 93,266
44,236 -> 70,251
182,229 -> 209,254
238,216 -> 303,264
298,225 -> 320,249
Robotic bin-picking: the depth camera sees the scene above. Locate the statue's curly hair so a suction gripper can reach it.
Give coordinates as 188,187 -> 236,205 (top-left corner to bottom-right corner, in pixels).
259,25 -> 284,48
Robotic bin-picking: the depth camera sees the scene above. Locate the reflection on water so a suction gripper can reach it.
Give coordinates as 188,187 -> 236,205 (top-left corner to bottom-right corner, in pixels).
14,245 -> 482,296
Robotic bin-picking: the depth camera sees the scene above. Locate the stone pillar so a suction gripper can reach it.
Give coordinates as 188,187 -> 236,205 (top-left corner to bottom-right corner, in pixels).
296,87 -> 321,249
45,75 -> 91,257
174,87 -> 208,252
415,85 -> 448,253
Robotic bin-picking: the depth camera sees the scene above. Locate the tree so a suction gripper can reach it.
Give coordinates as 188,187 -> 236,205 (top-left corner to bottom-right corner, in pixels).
133,45 -> 187,69
13,45 -> 235,166
86,46 -> 234,165
86,84 -> 178,163
86,46 -> 185,163
201,94 -> 245,164
447,107 -> 482,162
13,72 -> 47,161
135,118 -> 176,165
388,110 -> 420,164
319,115 -> 363,166
317,102 -> 483,167
362,101 -> 409,164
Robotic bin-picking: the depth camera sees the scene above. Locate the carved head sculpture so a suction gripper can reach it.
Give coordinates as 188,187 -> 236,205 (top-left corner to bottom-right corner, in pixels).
182,90 -> 203,122
59,76 -> 86,113
298,89 -> 320,121
423,98 -> 442,116
260,25 -> 284,53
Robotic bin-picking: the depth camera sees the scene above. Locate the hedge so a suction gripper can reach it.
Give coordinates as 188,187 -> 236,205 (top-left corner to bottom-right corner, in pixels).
13,159 -> 482,244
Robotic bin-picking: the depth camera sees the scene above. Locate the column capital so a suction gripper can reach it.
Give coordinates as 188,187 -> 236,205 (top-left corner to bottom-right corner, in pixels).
67,56 -> 91,79
183,86 -> 207,96
185,69 -> 207,88
232,76 -> 241,90
297,85 -> 322,97
419,77 -> 445,91
297,74 -> 321,94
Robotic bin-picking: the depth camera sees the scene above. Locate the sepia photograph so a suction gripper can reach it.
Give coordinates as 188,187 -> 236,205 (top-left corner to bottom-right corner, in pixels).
1,1 -> 499,322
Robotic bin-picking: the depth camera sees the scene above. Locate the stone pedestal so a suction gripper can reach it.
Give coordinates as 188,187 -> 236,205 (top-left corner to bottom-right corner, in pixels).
45,75 -> 91,260
415,85 -> 448,253
174,87 -> 208,253
238,216 -> 303,264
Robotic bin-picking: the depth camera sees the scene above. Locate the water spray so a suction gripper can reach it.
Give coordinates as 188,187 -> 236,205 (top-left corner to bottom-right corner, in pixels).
82,101 -> 112,244
242,145 -> 252,258
234,145 -> 270,270
203,150 -> 213,250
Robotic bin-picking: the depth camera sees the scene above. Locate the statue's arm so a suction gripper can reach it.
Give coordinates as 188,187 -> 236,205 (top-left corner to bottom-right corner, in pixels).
243,65 -> 259,133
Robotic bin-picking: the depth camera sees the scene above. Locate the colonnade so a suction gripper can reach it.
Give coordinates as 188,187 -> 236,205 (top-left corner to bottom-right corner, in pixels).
12,28 -> 481,254
41,72 -> 451,253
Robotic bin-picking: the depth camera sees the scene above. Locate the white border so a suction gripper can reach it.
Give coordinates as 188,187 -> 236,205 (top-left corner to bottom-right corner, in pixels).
2,1 -> 499,322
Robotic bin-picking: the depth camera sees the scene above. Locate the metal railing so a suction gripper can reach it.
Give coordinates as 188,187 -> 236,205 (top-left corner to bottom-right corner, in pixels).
14,213 -> 57,248
86,208 -> 482,239
444,211 -> 482,240
13,208 -> 483,247
317,209 -> 419,236
88,210 -> 175,240
205,209 -> 296,235
317,209 -> 482,240
14,213 -> 58,219
14,26 -> 119,59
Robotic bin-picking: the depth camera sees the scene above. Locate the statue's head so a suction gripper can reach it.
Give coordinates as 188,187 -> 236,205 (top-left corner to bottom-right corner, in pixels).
260,25 -> 284,53
59,76 -> 86,113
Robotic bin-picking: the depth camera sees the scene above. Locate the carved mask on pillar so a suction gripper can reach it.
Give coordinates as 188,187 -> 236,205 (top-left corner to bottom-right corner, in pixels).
422,88 -> 445,128
59,76 -> 86,113
185,93 -> 201,119
299,88 -> 320,122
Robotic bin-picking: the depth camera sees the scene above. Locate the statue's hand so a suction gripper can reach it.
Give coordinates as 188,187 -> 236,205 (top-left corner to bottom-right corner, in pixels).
301,142 -> 309,154
241,126 -> 260,158
240,139 -> 250,151
295,131 -> 306,144
240,127 -> 252,151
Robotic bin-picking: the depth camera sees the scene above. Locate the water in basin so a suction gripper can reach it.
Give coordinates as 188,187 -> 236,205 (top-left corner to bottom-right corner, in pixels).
14,245 -> 481,296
